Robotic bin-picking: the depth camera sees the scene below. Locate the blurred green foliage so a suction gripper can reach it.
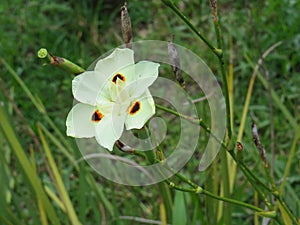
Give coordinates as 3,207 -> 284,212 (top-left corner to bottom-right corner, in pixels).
0,0 -> 300,224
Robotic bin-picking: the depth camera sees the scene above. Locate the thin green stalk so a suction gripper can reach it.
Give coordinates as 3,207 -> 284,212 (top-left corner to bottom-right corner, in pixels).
161,0 -> 232,142
201,189 -> 266,214
211,7 -> 233,222
139,128 -> 173,221
275,196 -> 299,225
228,36 -> 234,141
209,4 -> 233,210
211,17 -> 232,142
161,0 -> 222,58
227,151 -> 275,211
160,159 -> 278,220
155,103 -> 199,121
139,127 -> 157,163
219,149 -> 232,225
229,149 -> 273,193
164,175 -> 273,216
156,101 -> 279,207
156,85 -> 290,221
38,48 -> 85,75
206,160 -> 219,224
235,153 -> 298,223
155,103 -> 227,149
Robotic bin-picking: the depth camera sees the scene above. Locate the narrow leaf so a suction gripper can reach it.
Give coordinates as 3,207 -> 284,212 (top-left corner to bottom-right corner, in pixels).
172,191 -> 187,225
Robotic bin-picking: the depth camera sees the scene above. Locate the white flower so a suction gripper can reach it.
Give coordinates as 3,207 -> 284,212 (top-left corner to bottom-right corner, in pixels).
66,48 -> 160,151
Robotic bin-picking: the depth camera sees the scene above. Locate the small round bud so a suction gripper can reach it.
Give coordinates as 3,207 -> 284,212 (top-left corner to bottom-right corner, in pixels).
37,48 -> 48,58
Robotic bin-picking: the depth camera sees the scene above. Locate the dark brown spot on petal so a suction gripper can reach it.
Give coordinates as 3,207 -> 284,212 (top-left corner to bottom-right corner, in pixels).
112,73 -> 126,83
91,109 -> 104,122
128,101 -> 141,115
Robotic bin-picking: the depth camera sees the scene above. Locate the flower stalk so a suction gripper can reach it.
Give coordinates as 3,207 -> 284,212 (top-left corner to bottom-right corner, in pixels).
161,0 -> 232,142
208,0 -> 232,141
37,48 -> 85,75
162,164 -> 274,216
161,0 -> 222,58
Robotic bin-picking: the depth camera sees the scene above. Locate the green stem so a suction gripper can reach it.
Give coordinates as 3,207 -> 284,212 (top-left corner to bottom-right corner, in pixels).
155,103 -> 227,149
275,197 -> 299,225
220,148 -> 232,225
164,176 -> 270,215
156,102 -> 278,207
161,0 -> 222,58
161,161 -> 276,219
211,8 -> 232,141
155,103 -> 197,121
165,179 -> 200,193
174,172 -> 198,189
234,154 -> 272,193
161,0 -> 232,143
38,48 -> 85,75
158,182 -> 173,222
201,189 -> 265,214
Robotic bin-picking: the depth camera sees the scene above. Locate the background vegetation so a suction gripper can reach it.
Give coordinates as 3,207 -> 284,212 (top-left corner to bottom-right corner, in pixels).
0,0 -> 299,224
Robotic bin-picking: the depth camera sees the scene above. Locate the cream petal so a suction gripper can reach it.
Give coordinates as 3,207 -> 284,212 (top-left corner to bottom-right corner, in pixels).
72,71 -> 105,105
94,48 -> 134,81
95,104 -> 126,151
125,89 -> 155,130
66,103 -> 96,138
118,61 -> 160,98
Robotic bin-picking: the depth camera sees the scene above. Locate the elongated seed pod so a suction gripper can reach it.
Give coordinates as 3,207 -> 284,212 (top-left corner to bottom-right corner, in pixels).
121,3 -> 133,49
252,122 -> 268,167
168,36 -> 185,88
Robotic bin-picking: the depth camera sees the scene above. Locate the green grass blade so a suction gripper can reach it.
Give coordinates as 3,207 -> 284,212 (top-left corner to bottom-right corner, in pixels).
37,123 -> 82,225
38,122 -> 78,169
159,200 -> 167,225
205,161 -> 219,224
44,185 -> 66,212
37,198 -> 48,225
279,125 -> 300,194
78,164 -> 88,222
159,182 -> 173,223
0,208 -> 23,225
172,191 -> 187,225
86,174 -> 115,217
1,58 -> 74,154
244,54 -> 297,130
220,150 -> 232,225
1,58 -> 46,114
0,105 -> 61,225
